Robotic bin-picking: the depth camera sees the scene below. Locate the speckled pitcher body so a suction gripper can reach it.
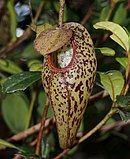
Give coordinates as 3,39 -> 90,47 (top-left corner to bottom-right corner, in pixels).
37,22 -> 97,149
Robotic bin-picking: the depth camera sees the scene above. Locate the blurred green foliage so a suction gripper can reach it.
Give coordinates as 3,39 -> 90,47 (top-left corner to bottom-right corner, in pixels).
0,0 -> 130,159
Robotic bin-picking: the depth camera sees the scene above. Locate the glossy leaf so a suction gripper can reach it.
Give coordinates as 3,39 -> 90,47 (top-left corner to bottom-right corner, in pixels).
2,93 -> 29,133
94,21 -> 129,51
0,139 -> 24,151
99,70 -> 124,101
2,71 -> 41,93
116,57 -> 128,68
0,59 -> 22,74
96,47 -> 115,56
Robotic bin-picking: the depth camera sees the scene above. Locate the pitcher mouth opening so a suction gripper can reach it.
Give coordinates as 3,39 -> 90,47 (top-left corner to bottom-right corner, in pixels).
48,40 -> 76,72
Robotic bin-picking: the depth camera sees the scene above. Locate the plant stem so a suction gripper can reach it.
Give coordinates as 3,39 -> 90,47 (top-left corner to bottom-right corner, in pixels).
25,91 -> 37,129
121,50 -> 130,95
105,0 -> 117,21
78,108 -> 118,144
8,90 -> 109,142
95,1 -> 117,46
105,7 -> 113,21
7,0 -> 17,41
0,0 -> 47,57
59,0 -> 65,27
53,108 -> 118,159
81,4 -> 94,25
8,118 -> 53,142
53,148 -> 70,159
36,97 -> 50,156
88,90 -> 108,104
34,0 -> 47,23
29,0 -> 34,22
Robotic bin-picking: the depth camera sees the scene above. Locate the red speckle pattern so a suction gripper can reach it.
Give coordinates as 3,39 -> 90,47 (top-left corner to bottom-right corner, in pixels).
42,22 -> 97,149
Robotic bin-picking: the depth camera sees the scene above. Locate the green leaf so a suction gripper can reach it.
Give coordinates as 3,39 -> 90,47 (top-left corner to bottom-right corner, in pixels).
0,139 -> 24,151
100,6 -> 110,21
105,118 -> 116,125
2,93 -> 29,133
0,75 -> 7,85
20,145 -> 35,157
67,145 -> 78,155
2,71 -> 41,93
113,0 -> 122,3
112,131 -> 128,140
7,0 -> 17,41
22,43 -> 40,59
112,3 -> 127,25
93,21 -> 129,51
41,132 -> 55,158
0,59 -> 22,74
78,119 -> 84,132
95,47 -> 115,56
28,60 -> 42,72
116,57 -> 128,68
98,70 -> 124,101
116,95 -> 130,107
38,91 -> 53,118
53,1 -> 79,22
30,23 -> 53,36
41,141 -> 50,158
64,6 -> 80,22
118,109 -> 130,121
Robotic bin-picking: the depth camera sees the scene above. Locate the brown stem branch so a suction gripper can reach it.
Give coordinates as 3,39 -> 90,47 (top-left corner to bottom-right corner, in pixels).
10,108 -> 129,159
8,90 -> 108,142
8,118 -> 53,142
0,30 -> 32,57
35,98 -> 50,156
78,108 -> 118,144
88,90 -> 108,104
53,108 -> 118,159
33,0 -> 47,23
80,4 -> 94,25
13,153 -> 27,159
95,1 -> 117,47
0,0 -> 47,57
13,118 -> 130,159
59,0 -> 65,27
13,154 -> 23,159
53,148 -> 70,159
121,50 -> 130,95
100,120 -> 130,133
